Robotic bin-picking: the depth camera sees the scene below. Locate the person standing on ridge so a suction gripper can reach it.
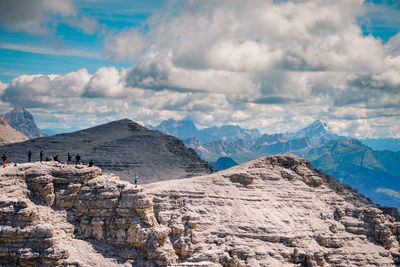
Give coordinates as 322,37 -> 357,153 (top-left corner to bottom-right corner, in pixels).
75,154 -> 81,165
28,150 -> 32,162
67,153 -> 72,164
2,154 -> 6,168
40,150 -> 43,162
135,175 -> 138,188
89,159 -> 94,167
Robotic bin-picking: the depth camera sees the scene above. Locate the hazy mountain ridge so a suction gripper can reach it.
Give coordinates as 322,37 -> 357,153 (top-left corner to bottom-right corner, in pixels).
3,107 -> 46,139
184,121 -> 400,210
0,119 -> 213,184
361,138 -> 400,152
152,118 -> 261,144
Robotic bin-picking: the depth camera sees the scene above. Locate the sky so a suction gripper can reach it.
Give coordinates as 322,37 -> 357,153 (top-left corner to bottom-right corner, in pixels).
0,0 -> 399,137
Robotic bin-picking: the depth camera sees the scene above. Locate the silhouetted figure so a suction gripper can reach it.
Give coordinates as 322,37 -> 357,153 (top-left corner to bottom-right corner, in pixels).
75,154 -> 81,165
67,153 -> 72,164
88,159 -> 94,167
135,175 -> 138,188
2,154 -> 6,168
40,150 -> 44,162
53,155 -> 59,162
28,150 -> 32,162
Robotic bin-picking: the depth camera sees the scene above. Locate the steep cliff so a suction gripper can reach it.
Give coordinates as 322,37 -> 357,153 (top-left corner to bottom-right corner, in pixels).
1,155 -> 400,266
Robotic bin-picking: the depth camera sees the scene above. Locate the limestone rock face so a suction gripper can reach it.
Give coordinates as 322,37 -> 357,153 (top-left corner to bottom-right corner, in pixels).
0,162 -> 177,266
1,155 -> 400,266
147,155 -> 400,266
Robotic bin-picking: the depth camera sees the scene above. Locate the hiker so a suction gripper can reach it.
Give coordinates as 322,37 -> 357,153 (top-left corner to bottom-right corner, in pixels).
75,154 -> 81,165
46,156 -> 51,161
135,175 -> 138,188
53,155 -> 59,162
28,150 -> 32,162
2,154 -> 6,168
40,150 -> 44,162
88,159 -> 94,167
67,153 -> 72,164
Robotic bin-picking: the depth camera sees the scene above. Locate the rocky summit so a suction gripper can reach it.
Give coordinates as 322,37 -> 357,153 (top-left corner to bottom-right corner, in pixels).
1,155 -> 400,266
3,107 -> 46,139
0,119 -> 213,184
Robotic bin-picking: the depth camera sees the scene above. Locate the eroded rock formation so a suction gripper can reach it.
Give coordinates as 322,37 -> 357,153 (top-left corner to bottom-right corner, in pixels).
1,155 -> 400,266
0,162 -> 177,266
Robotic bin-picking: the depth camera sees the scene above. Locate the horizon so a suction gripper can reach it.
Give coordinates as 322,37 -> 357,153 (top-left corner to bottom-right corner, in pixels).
4,105 -> 399,140
0,1 -> 399,138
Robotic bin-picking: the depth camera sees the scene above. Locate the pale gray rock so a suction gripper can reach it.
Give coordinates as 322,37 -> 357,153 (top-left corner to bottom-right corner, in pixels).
1,155 -> 400,266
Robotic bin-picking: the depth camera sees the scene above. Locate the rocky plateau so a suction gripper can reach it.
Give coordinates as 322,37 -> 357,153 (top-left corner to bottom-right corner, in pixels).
1,155 -> 400,266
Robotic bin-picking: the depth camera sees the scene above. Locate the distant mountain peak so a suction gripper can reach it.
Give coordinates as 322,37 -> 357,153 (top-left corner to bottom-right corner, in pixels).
3,107 -> 46,139
12,106 -> 25,113
309,120 -> 328,130
288,120 -> 338,145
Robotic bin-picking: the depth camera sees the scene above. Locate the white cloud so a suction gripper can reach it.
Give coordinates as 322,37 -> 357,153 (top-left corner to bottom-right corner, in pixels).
1,0 -> 400,137
105,29 -> 147,62
376,188 -> 400,199
84,67 -> 128,98
1,68 -> 91,108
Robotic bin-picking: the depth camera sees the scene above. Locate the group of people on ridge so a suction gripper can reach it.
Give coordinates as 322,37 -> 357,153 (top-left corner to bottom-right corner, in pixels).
2,151 -> 94,168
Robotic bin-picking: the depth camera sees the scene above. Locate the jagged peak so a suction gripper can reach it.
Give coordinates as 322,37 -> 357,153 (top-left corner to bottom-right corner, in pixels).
11,106 -> 25,113
306,120 -> 328,131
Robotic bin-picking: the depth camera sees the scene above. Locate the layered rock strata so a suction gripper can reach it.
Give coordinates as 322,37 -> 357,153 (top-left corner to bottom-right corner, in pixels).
0,162 -> 177,266
1,155 -> 400,266
147,155 -> 400,266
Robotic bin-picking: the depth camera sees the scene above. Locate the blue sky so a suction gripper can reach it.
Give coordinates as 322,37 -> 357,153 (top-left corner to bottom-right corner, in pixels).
0,0 -> 399,137
0,0 -> 165,82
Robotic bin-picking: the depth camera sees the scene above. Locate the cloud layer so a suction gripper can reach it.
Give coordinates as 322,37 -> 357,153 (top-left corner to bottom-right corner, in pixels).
1,0 -> 399,137
0,0 -> 98,35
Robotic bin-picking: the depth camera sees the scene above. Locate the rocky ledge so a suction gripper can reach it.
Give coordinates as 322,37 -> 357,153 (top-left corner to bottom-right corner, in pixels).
1,155 -> 400,266
0,162 -> 176,266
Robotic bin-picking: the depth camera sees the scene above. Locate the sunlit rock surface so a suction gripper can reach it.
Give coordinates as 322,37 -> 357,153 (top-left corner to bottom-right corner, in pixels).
1,155 -> 400,266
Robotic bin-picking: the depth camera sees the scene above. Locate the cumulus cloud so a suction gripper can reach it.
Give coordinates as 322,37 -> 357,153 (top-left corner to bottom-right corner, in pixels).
1,68 -> 91,108
84,67 -> 128,98
1,0 -> 400,137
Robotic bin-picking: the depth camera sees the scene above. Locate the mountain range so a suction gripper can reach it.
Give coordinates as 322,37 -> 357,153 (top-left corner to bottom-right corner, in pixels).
180,120 -> 400,210
1,109 -> 400,210
150,118 -> 261,144
0,119 -> 213,184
